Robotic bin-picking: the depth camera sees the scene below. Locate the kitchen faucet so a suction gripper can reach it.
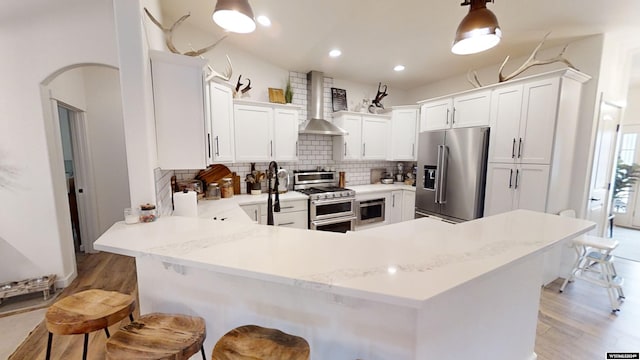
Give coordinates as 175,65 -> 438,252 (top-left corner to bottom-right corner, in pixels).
266,161 -> 281,225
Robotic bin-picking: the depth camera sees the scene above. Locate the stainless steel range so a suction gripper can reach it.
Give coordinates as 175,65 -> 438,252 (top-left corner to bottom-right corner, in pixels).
293,170 -> 356,233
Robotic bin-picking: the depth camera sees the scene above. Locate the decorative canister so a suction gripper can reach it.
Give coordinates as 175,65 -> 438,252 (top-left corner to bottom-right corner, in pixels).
139,203 -> 157,223
221,178 -> 234,198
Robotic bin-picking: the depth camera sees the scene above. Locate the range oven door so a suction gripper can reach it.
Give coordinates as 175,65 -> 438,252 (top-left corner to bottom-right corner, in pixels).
310,198 -> 354,221
310,216 -> 356,233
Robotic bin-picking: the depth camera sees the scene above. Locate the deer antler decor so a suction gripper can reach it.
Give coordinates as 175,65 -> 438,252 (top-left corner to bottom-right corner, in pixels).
205,55 -> 233,82
467,70 -> 483,88
144,8 -> 227,57
498,32 -> 577,82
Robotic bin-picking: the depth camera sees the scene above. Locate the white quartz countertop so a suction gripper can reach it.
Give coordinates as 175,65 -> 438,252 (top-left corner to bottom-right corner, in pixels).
349,184 -> 415,193
94,209 -> 594,308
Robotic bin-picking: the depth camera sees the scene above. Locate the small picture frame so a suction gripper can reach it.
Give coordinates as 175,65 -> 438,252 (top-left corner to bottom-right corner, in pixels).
331,88 -> 348,112
268,88 -> 286,104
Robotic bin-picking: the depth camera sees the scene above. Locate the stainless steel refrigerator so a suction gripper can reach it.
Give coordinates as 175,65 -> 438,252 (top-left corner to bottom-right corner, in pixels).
415,127 -> 490,222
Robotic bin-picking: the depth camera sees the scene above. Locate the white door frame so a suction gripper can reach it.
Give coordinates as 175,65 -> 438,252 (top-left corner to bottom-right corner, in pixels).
586,99 -> 623,236
52,100 -> 100,253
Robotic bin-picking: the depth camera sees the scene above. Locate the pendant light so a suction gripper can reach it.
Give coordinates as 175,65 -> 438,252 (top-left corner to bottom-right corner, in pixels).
451,0 -> 501,55
212,0 -> 256,34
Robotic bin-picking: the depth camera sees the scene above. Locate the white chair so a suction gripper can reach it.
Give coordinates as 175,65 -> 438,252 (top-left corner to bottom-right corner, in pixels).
558,210 -> 625,313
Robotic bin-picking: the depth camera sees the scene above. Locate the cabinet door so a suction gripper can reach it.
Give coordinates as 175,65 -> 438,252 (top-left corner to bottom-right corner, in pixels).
514,164 -> 550,212
484,163 -> 516,216
151,52 -> 207,170
452,90 -> 491,128
260,211 -> 307,229
209,82 -> 235,163
390,108 -> 418,160
518,78 -> 559,164
488,84 -> 523,163
234,105 -> 273,162
333,114 -> 362,160
402,190 -> 416,221
388,190 -> 403,224
420,99 -> 452,131
273,108 -> 299,161
362,116 -> 389,160
240,204 -> 260,222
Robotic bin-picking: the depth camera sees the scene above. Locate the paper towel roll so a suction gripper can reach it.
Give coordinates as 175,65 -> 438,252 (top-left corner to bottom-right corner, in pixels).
173,190 -> 198,217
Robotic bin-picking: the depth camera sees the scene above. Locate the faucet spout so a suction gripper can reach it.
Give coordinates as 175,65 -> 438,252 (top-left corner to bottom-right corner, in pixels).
266,161 -> 280,225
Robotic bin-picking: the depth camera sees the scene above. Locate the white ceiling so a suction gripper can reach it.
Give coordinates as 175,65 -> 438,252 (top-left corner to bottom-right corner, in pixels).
159,0 -> 640,90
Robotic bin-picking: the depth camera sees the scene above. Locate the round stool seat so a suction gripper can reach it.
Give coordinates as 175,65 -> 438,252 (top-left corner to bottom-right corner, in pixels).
105,313 -> 206,360
45,289 -> 136,335
212,325 -> 310,360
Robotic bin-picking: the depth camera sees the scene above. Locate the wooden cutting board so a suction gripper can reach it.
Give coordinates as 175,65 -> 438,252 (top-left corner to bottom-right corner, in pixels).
195,165 -> 232,187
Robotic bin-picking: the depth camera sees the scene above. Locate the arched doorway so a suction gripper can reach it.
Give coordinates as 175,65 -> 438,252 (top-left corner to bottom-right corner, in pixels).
41,64 -> 130,257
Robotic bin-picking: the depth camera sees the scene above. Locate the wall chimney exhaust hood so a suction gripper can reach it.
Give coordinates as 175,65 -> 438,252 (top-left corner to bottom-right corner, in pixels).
298,71 -> 348,136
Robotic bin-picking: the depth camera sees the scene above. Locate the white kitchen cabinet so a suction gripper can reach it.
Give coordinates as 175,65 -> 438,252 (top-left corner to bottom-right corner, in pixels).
402,190 -> 416,221
419,98 -> 451,131
418,90 -> 490,132
206,81 -> 235,164
259,199 -> 307,229
484,163 -> 550,216
150,50 -> 208,170
233,104 -> 273,162
362,116 -> 389,160
233,101 -> 300,162
332,111 -> 390,161
488,77 -> 560,165
273,108 -> 299,161
333,113 -> 362,160
240,204 -> 260,222
388,190 -> 403,224
389,106 -> 419,161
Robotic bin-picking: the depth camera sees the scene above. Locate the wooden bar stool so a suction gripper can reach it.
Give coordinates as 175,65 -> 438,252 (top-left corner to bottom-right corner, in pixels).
105,312 -> 206,359
212,325 -> 310,360
45,289 -> 135,360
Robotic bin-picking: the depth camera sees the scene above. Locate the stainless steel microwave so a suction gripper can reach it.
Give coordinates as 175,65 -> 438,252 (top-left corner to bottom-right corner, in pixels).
355,198 -> 385,225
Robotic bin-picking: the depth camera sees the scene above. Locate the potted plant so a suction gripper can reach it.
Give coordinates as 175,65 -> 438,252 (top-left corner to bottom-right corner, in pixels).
613,157 -> 640,211
284,77 -> 293,104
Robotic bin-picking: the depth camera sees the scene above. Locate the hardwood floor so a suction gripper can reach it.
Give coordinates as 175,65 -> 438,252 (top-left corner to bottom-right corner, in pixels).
9,252 -> 640,359
9,252 -> 138,360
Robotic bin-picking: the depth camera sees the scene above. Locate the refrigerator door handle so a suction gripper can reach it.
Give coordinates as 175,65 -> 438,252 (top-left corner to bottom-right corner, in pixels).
438,145 -> 449,204
435,145 -> 443,203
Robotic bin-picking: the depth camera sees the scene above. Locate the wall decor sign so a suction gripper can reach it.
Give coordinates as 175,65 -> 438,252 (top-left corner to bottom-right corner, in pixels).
331,88 -> 348,112
268,88 -> 285,104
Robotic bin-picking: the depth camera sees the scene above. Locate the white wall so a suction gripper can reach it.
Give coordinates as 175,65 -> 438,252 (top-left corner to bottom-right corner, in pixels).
0,0 -> 118,286
623,85 -> 640,125
83,66 -> 131,236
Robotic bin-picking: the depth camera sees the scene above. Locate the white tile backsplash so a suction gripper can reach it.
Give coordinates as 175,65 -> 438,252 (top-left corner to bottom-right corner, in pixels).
154,168 -> 174,216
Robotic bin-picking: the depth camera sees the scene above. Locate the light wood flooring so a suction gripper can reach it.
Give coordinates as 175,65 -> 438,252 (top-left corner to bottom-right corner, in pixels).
9,252 -> 640,359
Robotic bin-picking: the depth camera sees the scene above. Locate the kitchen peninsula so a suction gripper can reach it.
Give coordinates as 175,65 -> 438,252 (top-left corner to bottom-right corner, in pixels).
94,207 -> 594,360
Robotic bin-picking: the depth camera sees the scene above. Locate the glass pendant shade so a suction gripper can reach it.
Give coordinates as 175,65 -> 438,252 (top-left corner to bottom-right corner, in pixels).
213,0 -> 256,34
452,2 -> 501,55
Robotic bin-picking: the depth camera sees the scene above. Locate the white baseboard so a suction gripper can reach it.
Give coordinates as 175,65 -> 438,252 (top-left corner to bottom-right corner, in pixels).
55,269 -> 77,289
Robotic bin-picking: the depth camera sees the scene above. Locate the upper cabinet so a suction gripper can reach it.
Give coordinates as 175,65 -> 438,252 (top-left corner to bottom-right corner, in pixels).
389,106 -> 419,161
488,77 -> 560,164
233,100 -> 300,162
332,111 -> 390,161
150,50 -> 208,170
419,89 -> 491,132
206,82 -> 235,164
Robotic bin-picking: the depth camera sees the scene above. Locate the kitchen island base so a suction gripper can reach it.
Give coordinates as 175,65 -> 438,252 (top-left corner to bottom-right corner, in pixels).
136,254 -> 542,360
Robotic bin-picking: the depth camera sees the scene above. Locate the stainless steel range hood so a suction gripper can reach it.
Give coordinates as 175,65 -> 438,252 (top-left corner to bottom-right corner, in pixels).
298,71 -> 348,136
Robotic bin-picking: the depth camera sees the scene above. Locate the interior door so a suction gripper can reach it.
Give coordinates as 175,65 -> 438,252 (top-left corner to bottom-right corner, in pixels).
587,101 -> 622,236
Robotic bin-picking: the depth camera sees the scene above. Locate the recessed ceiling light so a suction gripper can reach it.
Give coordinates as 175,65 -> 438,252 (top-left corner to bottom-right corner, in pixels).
256,15 -> 271,27
394,65 -> 405,72
329,49 -> 342,58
